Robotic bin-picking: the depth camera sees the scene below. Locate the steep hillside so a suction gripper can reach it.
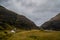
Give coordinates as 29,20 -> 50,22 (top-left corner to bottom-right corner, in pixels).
0,6 -> 17,30
15,15 -> 39,30
0,5 -> 39,30
40,13 -> 60,31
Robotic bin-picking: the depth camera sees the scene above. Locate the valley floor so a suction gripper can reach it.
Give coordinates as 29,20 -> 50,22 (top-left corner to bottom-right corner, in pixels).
7,30 -> 60,40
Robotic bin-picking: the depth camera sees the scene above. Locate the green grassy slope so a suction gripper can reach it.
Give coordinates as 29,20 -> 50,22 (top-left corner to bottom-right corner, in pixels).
8,30 -> 60,40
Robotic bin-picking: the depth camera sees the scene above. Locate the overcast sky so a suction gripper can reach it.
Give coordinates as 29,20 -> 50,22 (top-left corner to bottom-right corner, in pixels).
0,0 -> 60,26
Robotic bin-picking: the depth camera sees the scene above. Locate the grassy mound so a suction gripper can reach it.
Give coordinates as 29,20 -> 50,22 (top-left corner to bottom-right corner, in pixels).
0,30 -> 13,40
8,30 -> 60,40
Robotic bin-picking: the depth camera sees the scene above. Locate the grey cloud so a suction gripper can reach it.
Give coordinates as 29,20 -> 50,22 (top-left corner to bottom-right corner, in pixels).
0,0 -> 60,26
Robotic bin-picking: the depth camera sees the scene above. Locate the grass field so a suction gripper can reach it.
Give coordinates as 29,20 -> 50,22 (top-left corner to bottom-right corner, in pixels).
8,30 -> 60,40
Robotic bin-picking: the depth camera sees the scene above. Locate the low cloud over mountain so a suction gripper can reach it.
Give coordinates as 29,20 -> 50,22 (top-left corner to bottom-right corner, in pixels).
0,0 -> 60,26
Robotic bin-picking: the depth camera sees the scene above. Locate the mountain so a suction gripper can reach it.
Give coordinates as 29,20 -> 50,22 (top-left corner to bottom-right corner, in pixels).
0,5 -> 39,30
40,13 -> 60,31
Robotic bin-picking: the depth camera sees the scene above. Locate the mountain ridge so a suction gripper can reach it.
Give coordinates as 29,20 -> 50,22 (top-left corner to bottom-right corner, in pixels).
0,5 -> 39,30
40,13 -> 60,31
